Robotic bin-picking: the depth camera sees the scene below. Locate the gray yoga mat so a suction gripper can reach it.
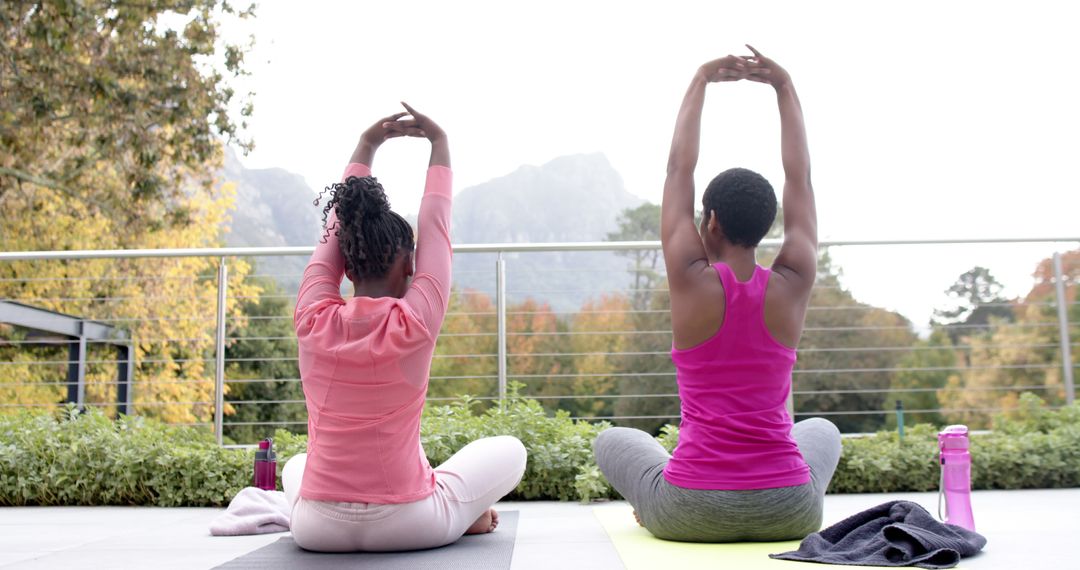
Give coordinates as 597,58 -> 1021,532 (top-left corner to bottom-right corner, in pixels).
215,511 -> 518,570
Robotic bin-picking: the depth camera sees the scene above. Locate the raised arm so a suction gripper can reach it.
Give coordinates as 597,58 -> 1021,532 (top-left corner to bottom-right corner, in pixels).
661,56 -> 747,291
395,103 -> 454,335
746,45 -> 816,290
295,112 -> 411,316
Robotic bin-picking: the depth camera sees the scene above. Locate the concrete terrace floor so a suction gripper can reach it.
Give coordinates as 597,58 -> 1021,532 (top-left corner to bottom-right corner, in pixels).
0,489 -> 1075,569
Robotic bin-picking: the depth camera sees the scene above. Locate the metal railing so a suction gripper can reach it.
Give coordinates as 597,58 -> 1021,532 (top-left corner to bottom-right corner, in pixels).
1,237 -> 1077,442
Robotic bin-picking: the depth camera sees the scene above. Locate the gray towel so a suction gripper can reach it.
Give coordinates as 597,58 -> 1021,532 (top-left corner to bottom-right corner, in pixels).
769,500 -> 986,568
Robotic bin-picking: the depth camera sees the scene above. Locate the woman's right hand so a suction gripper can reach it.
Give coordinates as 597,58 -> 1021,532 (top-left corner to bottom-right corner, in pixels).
697,55 -> 748,83
388,102 -> 447,143
393,102 -> 449,168
744,45 -> 792,89
353,111 -> 416,166
360,111 -> 411,148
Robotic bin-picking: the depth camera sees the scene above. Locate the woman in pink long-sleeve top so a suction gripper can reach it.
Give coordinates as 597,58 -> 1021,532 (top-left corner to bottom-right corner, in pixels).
283,103 -> 527,553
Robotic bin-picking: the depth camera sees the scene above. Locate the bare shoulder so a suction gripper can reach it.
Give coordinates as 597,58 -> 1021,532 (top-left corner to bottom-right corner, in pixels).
670,261 -> 726,350
763,266 -> 811,349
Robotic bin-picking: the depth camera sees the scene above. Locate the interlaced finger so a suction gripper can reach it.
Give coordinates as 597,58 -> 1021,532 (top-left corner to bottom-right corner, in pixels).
383,119 -> 420,133
381,111 -> 408,123
400,101 -> 425,121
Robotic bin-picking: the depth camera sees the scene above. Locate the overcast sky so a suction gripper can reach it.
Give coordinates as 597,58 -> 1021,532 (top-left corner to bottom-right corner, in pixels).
224,0 -> 1079,326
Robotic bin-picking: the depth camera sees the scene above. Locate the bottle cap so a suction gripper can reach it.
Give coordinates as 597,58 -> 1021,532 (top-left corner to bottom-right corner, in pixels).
939,425 -> 968,436
939,424 -> 969,451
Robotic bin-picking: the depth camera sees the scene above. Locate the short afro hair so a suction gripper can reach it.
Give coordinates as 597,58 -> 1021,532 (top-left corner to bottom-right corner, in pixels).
702,167 -> 777,248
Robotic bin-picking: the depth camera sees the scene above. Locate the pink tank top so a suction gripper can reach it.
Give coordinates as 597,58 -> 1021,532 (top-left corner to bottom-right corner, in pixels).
662,263 -> 811,490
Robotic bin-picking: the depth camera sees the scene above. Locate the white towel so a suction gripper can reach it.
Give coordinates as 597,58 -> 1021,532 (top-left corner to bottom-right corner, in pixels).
210,487 -> 291,536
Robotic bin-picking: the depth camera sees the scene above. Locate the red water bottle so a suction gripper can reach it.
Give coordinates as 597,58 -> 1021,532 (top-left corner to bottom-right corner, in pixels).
253,438 -> 277,491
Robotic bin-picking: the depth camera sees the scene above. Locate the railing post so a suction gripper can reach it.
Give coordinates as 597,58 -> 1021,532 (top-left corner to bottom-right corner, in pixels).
214,257 -> 228,445
496,253 -> 508,407
75,325 -> 87,411
115,343 -> 134,417
1053,252 -> 1075,405
786,385 -> 794,418
66,339 -> 79,409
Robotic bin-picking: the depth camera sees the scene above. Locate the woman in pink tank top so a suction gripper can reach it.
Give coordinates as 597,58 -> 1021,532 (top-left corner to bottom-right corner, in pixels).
282,104 -> 526,552
594,47 -> 842,542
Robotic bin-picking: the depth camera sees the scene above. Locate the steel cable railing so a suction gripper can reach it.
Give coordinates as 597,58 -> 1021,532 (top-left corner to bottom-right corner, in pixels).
2,238 -> 1077,442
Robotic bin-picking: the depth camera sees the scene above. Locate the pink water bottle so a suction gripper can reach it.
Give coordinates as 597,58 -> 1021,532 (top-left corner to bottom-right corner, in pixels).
253,438 -> 277,491
938,425 -> 975,531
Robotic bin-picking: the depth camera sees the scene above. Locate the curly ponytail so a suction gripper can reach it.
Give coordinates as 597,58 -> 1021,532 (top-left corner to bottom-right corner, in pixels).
315,176 -> 415,280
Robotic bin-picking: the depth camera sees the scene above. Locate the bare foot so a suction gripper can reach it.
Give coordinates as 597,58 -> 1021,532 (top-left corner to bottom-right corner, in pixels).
633,510 -> 644,527
466,508 -> 499,534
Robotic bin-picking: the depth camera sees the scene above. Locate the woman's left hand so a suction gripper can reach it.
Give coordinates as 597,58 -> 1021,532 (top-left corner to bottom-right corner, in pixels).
360,111 -> 416,147
385,102 -> 447,143
743,45 -> 792,89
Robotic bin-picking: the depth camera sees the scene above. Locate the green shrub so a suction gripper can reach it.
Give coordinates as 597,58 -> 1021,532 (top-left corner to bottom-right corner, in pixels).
0,392 -> 619,506
419,395 -> 614,502
0,407 -> 248,506
1,393 -> 1076,506
829,393 -> 1080,493
829,424 -> 942,493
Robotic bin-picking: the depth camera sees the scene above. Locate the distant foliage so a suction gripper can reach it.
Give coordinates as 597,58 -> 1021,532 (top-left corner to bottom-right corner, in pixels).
936,256 -> 1079,427
793,252 -> 920,432
223,276 -> 306,443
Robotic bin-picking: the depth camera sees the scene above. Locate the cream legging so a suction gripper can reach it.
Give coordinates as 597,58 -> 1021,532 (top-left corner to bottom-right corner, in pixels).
282,435 -> 527,552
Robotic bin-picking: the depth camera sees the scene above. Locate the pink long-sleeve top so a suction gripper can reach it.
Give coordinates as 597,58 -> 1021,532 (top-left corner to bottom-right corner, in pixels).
293,162 -> 453,504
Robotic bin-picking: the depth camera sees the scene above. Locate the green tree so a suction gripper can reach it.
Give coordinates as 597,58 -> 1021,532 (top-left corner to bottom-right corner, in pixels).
223,276 -> 305,444
607,203 -> 663,310
884,330 -> 956,428
603,203 -> 676,432
933,267 -> 1015,345
795,252 -> 919,432
0,1 -> 259,425
938,249 -> 1079,427
1,0 -> 255,223
610,289 -> 678,434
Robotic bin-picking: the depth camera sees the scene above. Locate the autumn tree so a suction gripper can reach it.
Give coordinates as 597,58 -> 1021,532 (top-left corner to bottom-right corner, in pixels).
426,291 -> 572,412
1,0 -> 254,218
1026,249 -> 1079,405
937,250 -> 1079,427
427,290 -> 499,403
0,1 -> 259,425
547,294 -> 632,418
504,298 -> 573,411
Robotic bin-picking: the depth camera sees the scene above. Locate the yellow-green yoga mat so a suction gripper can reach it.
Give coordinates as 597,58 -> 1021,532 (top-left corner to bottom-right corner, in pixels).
593,505 -> 877,569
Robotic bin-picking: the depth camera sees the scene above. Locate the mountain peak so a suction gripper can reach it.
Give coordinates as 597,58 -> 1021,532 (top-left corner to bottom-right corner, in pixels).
452,153 -> 644,244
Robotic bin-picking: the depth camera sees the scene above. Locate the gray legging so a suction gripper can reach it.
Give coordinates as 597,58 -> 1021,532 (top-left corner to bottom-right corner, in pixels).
593,418 -> 842,542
